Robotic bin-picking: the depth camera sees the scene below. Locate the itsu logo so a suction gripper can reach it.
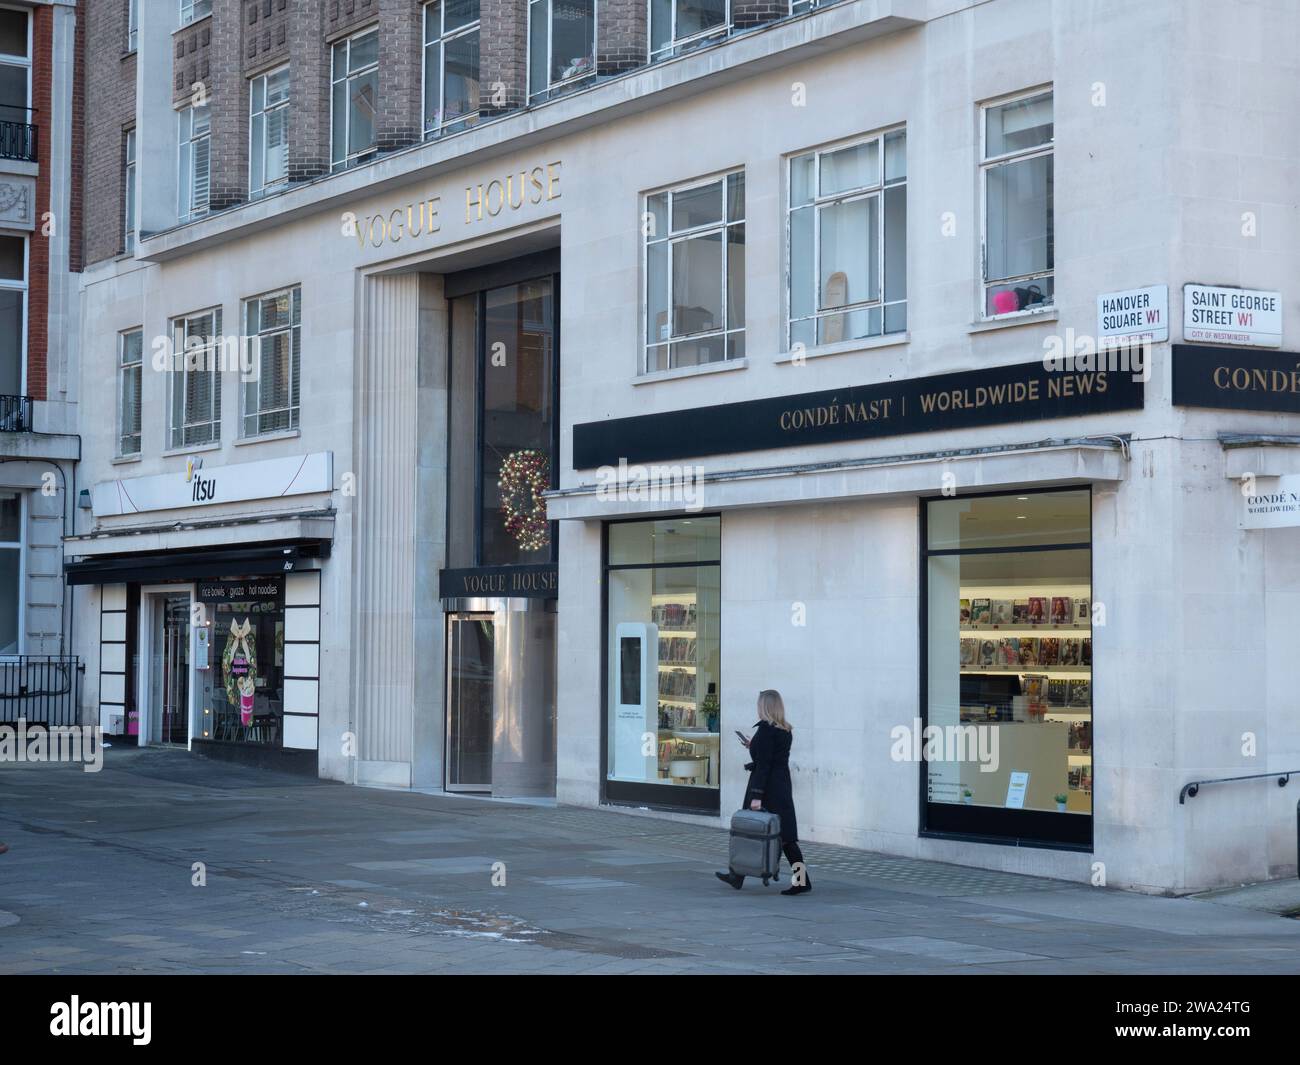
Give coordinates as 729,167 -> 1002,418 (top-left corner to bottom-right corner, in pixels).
186,456 -> 217,503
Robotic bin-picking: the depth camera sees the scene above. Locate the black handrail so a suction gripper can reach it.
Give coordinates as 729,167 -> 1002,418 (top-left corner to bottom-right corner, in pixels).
1179,770 -> 1298,804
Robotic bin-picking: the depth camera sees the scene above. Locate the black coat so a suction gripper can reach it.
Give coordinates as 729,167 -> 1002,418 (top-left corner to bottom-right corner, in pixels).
742,721 -> 798,843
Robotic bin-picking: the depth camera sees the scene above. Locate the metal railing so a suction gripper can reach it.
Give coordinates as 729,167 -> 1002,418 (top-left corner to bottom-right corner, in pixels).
1180,769 -> 1300,881
0,656 -> 83,727
0,118 -> 37,162
0,394 -> 32,432
1179,770 -> 1297,803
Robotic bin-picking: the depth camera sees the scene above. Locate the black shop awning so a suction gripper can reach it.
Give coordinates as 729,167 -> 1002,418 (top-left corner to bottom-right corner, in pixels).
63,538 -> 331,586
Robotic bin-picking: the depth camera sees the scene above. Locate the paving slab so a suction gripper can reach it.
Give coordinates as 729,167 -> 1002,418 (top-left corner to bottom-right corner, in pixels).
2,746 -> 1300,973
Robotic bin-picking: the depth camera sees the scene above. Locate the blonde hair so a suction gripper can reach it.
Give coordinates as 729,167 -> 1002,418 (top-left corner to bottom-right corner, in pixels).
757,689 -> 792,732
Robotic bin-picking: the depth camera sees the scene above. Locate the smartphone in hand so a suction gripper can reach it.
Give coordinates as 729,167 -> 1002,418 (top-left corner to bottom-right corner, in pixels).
735,729 -> 750,748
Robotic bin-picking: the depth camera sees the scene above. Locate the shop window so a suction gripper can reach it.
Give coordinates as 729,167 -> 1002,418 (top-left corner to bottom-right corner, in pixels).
0,490 -> 21,655
650,0 -> 729,63
123,129 -> 137,253
241,286 -> 301,437
643,171 -> 745,373
923,488 -> 1092,847
168,307 -> 222,449
117,329 -> 143,457
249,66 -> 290,199
981,90 -> 1053,318
177,103 -> 211,222
605,517 -> 721,811
424,0 -> 480,137
196,579 -> 286,747
528,0 -> 595,102
330,27 -> 379,172
0,235 -> 26,406
787,128 -> 906,351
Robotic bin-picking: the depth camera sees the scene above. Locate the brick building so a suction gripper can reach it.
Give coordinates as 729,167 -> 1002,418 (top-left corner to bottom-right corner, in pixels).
1,0 -> 80,670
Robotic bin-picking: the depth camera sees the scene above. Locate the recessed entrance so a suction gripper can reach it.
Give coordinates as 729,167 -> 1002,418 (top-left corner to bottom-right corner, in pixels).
445,612 -> 494,791
148,593 -> 191,746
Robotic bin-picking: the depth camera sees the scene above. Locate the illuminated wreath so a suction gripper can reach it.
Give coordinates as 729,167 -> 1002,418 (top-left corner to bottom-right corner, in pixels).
498,449 -> 551,551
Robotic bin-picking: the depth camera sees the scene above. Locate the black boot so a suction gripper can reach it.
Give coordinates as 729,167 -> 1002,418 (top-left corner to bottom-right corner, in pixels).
780,844 -> 811,896
714,870 -> 744,890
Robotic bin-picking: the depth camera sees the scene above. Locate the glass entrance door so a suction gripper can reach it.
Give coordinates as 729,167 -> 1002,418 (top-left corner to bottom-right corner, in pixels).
446,613 -> 494,791
150,594 -> 191,746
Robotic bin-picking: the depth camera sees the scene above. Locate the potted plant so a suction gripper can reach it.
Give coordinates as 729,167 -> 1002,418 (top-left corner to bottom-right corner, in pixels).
1054,793 -> 1068,812
962,788 -> 973,805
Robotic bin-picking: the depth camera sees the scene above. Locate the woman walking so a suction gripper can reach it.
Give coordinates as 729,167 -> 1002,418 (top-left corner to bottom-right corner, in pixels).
716,690 -> 811,895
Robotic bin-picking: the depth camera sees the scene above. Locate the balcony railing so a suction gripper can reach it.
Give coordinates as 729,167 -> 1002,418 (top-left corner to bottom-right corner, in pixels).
0,394 -> 32,431
0,656 -> 84,728
0,118 -> 37,162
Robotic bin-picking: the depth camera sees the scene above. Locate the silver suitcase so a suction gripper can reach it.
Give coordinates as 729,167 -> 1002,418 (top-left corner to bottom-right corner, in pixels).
729,808 -> 782,885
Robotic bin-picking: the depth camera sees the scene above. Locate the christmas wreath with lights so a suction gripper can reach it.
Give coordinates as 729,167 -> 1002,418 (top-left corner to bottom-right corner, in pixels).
499,449 -> 551,551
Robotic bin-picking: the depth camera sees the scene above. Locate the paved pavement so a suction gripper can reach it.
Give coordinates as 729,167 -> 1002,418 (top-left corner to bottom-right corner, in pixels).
2,747 -> 1299,974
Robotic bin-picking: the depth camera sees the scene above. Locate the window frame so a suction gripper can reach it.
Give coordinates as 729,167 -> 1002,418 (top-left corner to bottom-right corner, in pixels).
123,128 -> 136,253
600,513 -> 724,814
128,0 -> 139,51
179,0 -> 212,28
979,87 -> 1054,321
177,103 -> 212,223
248,65 -> 290,199
240,285 -> 302,440
0,233 -> 28,398
0,488 -> 25,658
648,0 -> 730,64
329,25 -> 380,173
422,0 -> 481,138
0,3 -> 32,127
918,485 -> 1094,850
640,169 -> 746,375
167,306 -> 223,451
527,0 -> 597,103
785,126 -> 907,353
117,328 -> 144,458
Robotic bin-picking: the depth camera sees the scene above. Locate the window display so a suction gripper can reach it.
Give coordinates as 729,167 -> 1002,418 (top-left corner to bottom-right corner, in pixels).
605,517 -> 720,810
195,578 -> 286,747
924,489 -> 1091,843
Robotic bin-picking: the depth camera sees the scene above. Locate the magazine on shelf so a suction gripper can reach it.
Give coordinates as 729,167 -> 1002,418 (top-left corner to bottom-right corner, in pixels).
991,599 -> 1014,626
1027,597 -> 1047,624
1051,596 -> 1073,625
971,599 -> 991,627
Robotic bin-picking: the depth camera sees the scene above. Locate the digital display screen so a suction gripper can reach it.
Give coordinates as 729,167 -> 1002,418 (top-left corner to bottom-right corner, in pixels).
619,637 -> 640,705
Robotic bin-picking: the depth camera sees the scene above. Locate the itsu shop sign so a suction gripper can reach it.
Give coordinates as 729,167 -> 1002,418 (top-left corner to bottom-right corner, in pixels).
1184,284 -> 1282,348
